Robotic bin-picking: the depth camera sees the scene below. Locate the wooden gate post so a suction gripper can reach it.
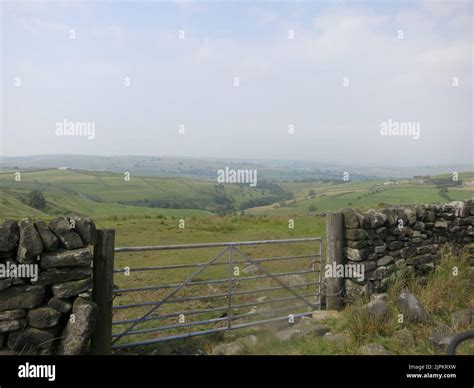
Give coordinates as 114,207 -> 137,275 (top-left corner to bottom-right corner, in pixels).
91,229 -> 115,355
325,212 -> 345,310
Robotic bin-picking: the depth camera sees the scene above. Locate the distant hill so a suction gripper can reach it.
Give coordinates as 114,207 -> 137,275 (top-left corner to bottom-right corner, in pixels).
0,168 -> 293,217
2,154 -> 472,181
0,154 -> 389,181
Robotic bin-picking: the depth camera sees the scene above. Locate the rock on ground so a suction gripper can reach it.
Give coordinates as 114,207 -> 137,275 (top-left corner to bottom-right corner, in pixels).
211,335 -> 258,355
358,343 -> 391,355
242,265 -> 259,275
212,341 -> 243,356
396,292 -> 429,323
299,323 -> 331,336
295,316 -> 331,336
236,335 -> 259,348
57,297 -> 98,355
370,293 -> 388,302
362,300 -> 389,323
275,327 -> 303,341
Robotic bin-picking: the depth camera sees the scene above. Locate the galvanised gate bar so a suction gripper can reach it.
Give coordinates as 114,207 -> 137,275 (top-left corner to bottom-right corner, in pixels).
110,237 -> 323,350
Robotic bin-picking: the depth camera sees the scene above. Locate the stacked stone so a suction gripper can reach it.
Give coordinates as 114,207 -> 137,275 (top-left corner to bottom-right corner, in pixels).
0,216 -> 98,355
342,200 -> 474,299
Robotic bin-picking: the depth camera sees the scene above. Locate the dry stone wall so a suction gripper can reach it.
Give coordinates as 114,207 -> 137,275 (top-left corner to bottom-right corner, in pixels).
0,216 -> 98,355
340,200 -> 474,300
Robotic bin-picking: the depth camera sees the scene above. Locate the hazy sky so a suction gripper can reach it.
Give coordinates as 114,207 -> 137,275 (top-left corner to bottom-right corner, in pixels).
1,0 -> 472,167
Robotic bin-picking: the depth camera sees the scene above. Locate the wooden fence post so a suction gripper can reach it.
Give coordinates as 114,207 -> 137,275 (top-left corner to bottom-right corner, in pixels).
91,229 -> 115,355
325,212 -> 345,310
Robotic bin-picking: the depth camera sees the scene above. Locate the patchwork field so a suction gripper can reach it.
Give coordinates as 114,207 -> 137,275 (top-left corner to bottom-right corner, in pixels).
1,168 -> 472,222
248,181 -> 474,216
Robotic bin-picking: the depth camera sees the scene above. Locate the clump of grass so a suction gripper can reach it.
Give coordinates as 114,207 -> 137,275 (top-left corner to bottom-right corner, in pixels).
334,294 -> 393,346
386,260 -> 413,302
333,268 -> 408,344
411,247 -> 473,319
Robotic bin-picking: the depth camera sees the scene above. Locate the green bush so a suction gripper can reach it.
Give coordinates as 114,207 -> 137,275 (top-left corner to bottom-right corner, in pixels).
27,190 -> 46,210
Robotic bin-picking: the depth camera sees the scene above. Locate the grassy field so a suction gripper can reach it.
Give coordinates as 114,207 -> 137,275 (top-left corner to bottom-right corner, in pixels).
0,168 -> 273,211
248,176 -> 474,216
98,215 -> 326,352
0,167 -> 472,354
0,189 -> 212,221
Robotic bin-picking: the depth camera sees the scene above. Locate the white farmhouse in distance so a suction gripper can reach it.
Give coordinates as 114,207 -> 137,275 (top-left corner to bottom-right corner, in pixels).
57,167 -> 71,171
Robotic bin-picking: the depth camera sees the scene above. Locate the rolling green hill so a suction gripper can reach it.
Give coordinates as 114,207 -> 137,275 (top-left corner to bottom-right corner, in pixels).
0,167 -> 472,221
0,188 -> 212,221
0,168 -> 291,219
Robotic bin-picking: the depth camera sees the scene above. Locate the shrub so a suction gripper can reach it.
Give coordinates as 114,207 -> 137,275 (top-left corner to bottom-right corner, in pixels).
26,190 -> 46,210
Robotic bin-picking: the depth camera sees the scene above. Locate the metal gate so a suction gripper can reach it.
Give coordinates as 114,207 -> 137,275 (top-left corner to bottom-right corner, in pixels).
111,237 -> 322,350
